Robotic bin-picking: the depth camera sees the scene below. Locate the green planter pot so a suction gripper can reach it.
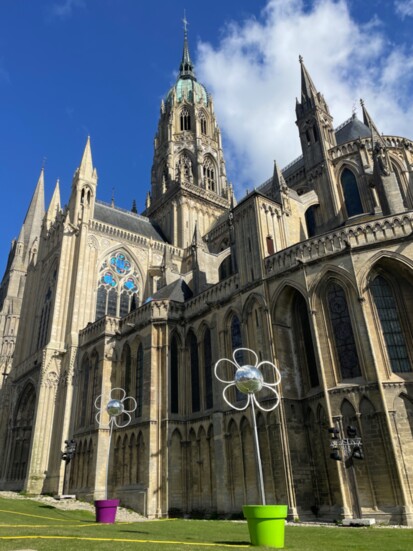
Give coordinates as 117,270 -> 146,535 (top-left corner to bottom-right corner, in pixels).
243,505 -> 288,548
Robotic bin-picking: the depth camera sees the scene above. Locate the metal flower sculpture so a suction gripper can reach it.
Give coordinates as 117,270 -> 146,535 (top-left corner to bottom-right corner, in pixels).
94,387 -> 137,499
214,348 -> 282,505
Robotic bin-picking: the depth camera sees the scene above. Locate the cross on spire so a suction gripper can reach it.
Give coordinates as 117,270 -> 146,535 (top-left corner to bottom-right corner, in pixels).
183,10 -> 188,33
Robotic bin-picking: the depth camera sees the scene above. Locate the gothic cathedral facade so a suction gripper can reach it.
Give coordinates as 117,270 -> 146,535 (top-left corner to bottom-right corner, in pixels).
0,29 -> 413,525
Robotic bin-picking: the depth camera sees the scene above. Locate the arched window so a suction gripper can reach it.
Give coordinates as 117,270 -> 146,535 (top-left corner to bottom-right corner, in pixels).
175,153 -> 193,183
231,315 -> 245,401
95,251 -> 139,320
180,107 -> 191,131
294,294 -> 319,388
136,344 -> 144,416
122,344 -> 132,397
79,355 -> 90,428
327,282 -> 361,379
170,335 -> 179,414
203,157 -> 216,191
37,286 -> 52,350
203,328 -> 213,409
188,331 -> 200,413
89,352 -> 100,425
370,275 -> 411,373
305,205 -> 318,238
341,168 -> 363,217
200,114 -> 207,135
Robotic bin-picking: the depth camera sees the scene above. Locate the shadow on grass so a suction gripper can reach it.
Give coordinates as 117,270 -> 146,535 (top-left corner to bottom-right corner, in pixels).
119,529 -> 151,534
39,505 -> 57,509
215,542 -> 251,546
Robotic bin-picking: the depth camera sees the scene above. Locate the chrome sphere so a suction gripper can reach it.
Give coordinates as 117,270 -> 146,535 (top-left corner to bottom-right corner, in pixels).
106,399 -> 124,417
235,365 -> 263,394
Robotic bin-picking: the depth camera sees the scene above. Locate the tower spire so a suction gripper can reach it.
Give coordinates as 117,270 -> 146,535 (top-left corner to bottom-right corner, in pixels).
179,13 -> 196,80
360,98 -> 384,147
299,55 -> 318,104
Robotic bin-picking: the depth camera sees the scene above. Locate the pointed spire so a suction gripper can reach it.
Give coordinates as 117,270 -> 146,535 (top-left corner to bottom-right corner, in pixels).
179,13 -> 196,81
46,179 -> 61,225
299,55 -> 318,104
360,99 -> 384,147
22,168 -> 46,248
78,136 -> 94,179
131,199 -> 137,213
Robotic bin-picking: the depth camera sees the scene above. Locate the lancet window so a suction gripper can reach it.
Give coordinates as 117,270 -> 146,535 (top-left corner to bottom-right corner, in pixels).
180,107 -> 191,131
200,113 -> 207,135
95,251 -> 139,319
203,157 -> 216,191
327,282 -> 361,379
341,168 -> 363,217
370,275 -> 411,373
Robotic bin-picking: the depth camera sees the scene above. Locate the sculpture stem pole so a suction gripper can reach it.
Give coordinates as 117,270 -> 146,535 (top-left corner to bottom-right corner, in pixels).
105,420 -> 113,500
251,398 -> 266,505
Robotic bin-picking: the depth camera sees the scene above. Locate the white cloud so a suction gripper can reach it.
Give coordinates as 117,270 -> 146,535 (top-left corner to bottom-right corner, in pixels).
395,0 -> 413,18
196,0 -> 413,195
49,0 -> 85,19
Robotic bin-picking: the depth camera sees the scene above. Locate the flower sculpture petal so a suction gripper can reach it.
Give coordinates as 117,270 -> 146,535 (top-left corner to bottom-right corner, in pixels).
214,348 -> 281,413
95,387 -> 137,429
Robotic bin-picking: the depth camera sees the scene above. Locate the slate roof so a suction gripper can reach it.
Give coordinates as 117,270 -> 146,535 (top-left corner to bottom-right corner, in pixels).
94,201 -> 165,241
335,116 -> 371,145
149,278 -> 193,303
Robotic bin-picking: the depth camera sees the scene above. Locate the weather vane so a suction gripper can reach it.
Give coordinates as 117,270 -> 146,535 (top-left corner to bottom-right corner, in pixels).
214,348 -> 282,505
183,10 -> 188,32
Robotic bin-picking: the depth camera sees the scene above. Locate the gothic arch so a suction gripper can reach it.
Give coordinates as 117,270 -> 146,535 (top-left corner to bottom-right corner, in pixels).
95,248 -> 143,320
203,155 -> 218,192
8,382 -> 36,482
358,250 -> 413,295
272,284 -> 319,394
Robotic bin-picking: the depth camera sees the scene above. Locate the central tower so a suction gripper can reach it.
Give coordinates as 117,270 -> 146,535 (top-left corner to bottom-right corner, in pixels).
145,23 -> 232,248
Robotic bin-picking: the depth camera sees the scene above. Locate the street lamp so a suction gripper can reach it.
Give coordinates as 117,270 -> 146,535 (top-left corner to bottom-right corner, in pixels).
328,425 -> 364,462
61,439 -> 77,495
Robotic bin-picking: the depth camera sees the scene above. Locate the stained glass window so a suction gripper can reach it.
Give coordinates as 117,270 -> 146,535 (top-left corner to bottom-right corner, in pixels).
189,332 -> 200,413
204,328 -> 213,409
170,336 -> 179,414
95,251 -> 139,319
341,168 -> 363,218
231,315 -> 245,400
327,282 -> 361,379
136,344 -> 144,417
370,276 -> 411,373
294,294 -> 319,387
110,252 -> 131,275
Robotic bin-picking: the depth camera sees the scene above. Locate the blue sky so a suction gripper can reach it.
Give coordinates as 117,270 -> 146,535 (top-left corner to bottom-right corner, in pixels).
1,0 -> 413,277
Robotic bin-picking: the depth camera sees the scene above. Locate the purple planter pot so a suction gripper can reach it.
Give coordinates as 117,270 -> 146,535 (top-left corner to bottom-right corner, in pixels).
94,499 -> 120,523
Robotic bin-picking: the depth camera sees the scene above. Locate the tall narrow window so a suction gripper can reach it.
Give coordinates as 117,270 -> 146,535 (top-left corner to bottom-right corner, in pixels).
204,328 -> 213,410
37,287 -> 52,350
180,108 -> 191,131
200,114 -> 207,135
327,282 -> 361,379
136,344 -> 144,416
231,315 -> 245,400
294,294 -> 319,387
79,356 -> 90,428
341,168 -> 363,217
170,336 -> 179,414
370,275 -> 411,373
123,344 -> 132,396
305,205 -> 318,238
189,332 -> 200,413
203,157 -> 216,191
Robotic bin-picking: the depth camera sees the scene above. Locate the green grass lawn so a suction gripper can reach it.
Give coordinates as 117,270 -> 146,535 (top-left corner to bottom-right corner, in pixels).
0,496 -> 411,550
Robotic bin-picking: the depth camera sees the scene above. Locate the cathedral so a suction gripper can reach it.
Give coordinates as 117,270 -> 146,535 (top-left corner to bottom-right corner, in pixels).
0,26 -> 413,525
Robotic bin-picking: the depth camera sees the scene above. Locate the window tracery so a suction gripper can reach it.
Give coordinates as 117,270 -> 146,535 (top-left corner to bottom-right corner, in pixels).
327,282 -> 361,379
180,107 -> 191,131
370,275 -> 411,373
203,157 -> 216,191
95,251 -> 139,319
